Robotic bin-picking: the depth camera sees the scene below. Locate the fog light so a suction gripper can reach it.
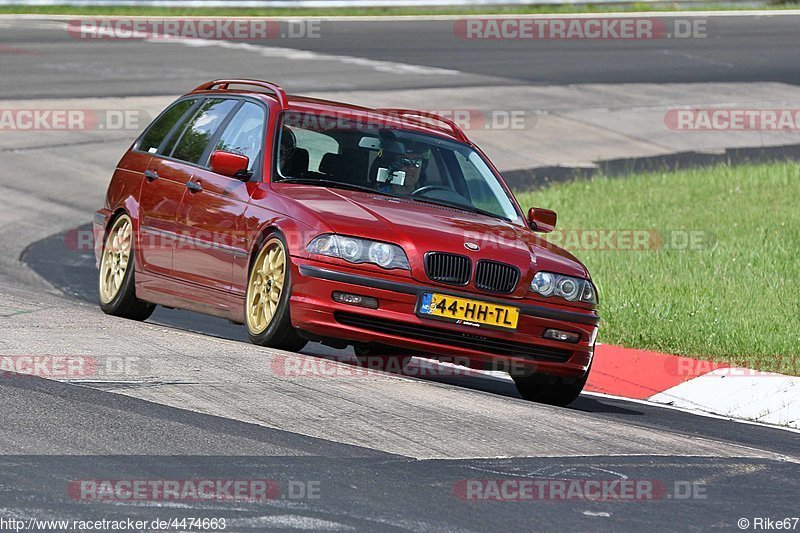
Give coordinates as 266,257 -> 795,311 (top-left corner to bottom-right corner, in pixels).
543,329 -> 580,343
332,291 -> 378,309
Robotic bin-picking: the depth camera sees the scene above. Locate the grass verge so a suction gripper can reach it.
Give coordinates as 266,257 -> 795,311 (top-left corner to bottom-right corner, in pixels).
0,3 -> 797,17
515,162 -> 799,374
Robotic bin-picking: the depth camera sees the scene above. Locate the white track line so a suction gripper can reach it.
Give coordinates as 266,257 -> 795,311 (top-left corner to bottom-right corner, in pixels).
144,37 -> 464,76
64,21 -> 464,76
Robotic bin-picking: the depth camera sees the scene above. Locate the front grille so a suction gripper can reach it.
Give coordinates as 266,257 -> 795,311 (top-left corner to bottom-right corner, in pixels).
425,252 -> 471,286
335,312 -> 572,362
474,260 -> 520,294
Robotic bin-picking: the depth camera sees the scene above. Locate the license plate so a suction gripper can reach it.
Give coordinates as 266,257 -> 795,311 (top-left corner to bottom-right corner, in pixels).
418,292 -> 519,331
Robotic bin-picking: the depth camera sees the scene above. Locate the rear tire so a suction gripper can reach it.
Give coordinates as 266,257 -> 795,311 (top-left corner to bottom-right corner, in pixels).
245,232 -> 307,352
98,213 -> 155,321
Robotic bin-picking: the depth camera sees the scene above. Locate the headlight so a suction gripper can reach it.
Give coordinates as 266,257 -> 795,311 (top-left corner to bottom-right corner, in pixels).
557,277 -> 580,301
530,271 -> 556,296
339,237 -> 362,262
530,271 -> 596,304
307,234 -> 410,270
368,242 -> 394,268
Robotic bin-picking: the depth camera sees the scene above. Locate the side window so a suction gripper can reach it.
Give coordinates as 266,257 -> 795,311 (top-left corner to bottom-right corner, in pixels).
170,98 -> 238,164
210,102 -> 265,171
137,99 -> 196,154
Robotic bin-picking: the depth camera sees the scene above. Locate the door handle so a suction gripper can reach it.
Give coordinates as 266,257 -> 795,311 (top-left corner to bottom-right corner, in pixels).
144,170 -> 159,182
185,181 -> 203,193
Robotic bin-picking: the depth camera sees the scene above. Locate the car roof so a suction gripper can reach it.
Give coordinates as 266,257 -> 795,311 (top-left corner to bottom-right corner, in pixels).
189,79 -> 470,144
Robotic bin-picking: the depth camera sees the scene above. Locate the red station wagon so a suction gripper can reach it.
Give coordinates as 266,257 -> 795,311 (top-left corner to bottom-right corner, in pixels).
94,79 -> 599,406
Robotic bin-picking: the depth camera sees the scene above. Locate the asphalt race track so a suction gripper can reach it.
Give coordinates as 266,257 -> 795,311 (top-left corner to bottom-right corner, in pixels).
1,13 -> 799,531
2,14 -> 800,98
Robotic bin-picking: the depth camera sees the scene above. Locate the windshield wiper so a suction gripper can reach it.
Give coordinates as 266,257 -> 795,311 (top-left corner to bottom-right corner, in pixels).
276,177 -> 382,196
407,196 -> 512,222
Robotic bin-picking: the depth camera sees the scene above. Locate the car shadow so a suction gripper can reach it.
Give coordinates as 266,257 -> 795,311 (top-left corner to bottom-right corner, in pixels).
116,309 -> 646,418
24,224 -> 642,417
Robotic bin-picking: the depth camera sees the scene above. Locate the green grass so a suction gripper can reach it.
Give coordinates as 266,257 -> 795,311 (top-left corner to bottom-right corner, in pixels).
0,3 -> 797,17
515,162 -> 800,374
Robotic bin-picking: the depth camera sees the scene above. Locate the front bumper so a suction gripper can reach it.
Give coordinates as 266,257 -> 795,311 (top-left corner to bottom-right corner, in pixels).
291,259 -> 598,379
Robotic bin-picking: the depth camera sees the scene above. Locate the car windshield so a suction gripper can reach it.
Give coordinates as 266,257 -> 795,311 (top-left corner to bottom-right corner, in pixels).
274,113 -> 521,222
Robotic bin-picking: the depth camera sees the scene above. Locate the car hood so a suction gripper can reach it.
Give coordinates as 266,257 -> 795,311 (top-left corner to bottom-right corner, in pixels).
276,185 -> 589,286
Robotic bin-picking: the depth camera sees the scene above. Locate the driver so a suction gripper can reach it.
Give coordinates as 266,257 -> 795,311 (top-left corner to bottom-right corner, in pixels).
379,149 -> 427,195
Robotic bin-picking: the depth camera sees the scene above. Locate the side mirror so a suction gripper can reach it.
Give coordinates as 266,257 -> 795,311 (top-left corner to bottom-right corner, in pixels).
210,150 -> 250,180
527,207 -> 557,233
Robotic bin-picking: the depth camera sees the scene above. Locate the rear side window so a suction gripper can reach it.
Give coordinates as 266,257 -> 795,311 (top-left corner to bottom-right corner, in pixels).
290,127 -> 340,172
137,99 -> 196,154
210,102 -> 265,171
170,98 -> 238,164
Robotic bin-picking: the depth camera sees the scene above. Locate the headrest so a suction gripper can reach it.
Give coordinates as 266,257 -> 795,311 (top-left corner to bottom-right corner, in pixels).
319,153 -> 345,176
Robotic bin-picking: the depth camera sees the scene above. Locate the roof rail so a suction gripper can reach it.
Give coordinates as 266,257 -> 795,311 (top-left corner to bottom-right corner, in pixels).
378,108 -> 469,143
192,79 -> 289,110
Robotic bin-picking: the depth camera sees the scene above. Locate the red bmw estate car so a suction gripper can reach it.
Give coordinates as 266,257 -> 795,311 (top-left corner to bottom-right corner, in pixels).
94,79 -> 599,405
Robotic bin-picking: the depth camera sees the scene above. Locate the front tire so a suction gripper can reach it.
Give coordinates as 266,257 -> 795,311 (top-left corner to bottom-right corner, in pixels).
245,233 -> 307,352
512,368 -> 590,406
354,344 -> 411,373
98,213 -> 155,321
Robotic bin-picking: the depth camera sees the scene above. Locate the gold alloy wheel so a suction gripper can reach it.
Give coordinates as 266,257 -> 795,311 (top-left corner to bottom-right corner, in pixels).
99,214 -> 133,304
246,238 -> 287,335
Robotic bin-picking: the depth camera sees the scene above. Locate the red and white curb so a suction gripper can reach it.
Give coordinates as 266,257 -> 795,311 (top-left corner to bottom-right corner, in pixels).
586,345 -> 799,429
397,344 -> 798,430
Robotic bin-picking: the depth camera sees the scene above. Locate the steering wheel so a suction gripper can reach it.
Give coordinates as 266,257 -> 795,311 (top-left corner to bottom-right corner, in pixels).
411,185 -> 452,197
